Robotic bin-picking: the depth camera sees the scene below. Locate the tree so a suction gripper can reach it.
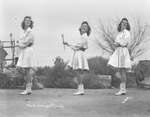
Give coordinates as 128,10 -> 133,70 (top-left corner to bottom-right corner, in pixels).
92,17 -> 150,61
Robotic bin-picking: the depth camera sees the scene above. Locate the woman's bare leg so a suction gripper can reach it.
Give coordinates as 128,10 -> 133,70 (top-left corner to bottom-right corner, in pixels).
120,68 -> 126,83
74,70 -> 84,95
25,68 -> 32,83
20,67 -> 32,95
115,68 -> 127,95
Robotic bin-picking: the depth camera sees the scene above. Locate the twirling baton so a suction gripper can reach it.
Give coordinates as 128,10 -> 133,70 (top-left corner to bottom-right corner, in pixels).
61,34 -> 66,51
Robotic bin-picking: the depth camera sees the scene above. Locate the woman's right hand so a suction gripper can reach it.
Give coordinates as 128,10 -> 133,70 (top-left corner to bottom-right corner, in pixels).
63,42 -> 70,47
114,42 -> 120,47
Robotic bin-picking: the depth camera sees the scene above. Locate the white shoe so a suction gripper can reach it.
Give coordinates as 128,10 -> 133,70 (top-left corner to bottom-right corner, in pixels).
20,90 -> 32,95
115,83 -> 126,95
115,90 -> 126,95
73,84 -> 84,95
20,83 -> 32,95
73,90 -> 84,95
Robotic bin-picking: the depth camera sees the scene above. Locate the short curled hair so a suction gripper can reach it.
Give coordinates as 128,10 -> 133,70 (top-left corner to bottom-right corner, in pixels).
21,16 -> 34,30
117,18 -> 130,32
79,21 -> 91,36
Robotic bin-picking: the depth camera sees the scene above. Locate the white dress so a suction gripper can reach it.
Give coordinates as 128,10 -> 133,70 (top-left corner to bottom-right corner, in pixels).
68,33 -> 89,70
108,29 -> 131,69
17,27 -> 35,68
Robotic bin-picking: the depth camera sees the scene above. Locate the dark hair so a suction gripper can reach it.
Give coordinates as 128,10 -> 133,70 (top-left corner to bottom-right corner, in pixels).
21,16 -> 34,30
79,21 -> 91,36
117,18 -> 130,32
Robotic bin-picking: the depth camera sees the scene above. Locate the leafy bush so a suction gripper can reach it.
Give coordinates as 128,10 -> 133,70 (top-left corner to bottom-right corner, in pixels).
83,72 -> 110,89
35,67 -> 47,76
88,56 -> 114,75
35,56 -> 137,89
44,61 -> 75,88
38,56 -> 114,88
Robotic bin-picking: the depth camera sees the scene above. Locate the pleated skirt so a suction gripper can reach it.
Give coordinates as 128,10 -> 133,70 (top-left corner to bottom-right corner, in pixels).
108,47 -> 131,69
17,47 -> 34,68
68,50 -> 89,70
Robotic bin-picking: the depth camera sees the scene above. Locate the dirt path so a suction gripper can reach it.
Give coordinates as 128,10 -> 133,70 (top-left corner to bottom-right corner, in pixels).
0,88 -> 150,117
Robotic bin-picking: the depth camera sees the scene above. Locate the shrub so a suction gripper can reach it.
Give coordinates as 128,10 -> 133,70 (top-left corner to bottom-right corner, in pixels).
44,61 -> 75,88
83,72 -> 110,89
35,56 -> 137,89
35,67 -> 47,76
88,56 -> 114,75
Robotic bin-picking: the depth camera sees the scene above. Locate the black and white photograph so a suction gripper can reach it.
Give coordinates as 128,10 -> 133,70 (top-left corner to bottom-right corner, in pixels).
0,0 -> 150,117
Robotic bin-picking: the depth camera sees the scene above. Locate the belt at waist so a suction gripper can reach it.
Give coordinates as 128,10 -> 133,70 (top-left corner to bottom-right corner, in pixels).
27,43 -> 33,47
118,45 -> 127,48
78,47 -> 86,51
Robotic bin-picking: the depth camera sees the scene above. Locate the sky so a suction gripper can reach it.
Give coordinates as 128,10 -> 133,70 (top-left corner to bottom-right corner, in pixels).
0,0 -> 150,67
